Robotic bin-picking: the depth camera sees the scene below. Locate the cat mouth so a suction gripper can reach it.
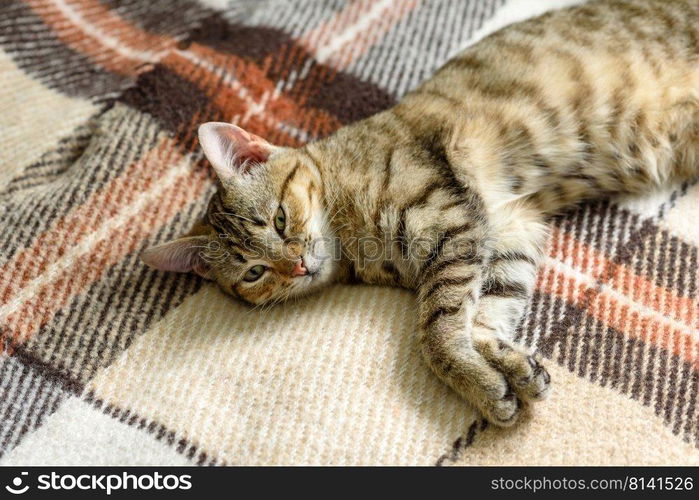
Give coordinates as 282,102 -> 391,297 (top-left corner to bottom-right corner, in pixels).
291,269 -> 319,283
304,266 -> 324,282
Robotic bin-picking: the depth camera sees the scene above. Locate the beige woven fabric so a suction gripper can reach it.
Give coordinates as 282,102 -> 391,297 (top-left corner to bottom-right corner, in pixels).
85,285 -> 479,465
1,0 -> 697,465
5,282 -> 696,465
449,362 -> 699,466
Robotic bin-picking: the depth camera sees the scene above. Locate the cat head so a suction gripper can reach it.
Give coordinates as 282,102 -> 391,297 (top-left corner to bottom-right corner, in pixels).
141,123 -> 336,305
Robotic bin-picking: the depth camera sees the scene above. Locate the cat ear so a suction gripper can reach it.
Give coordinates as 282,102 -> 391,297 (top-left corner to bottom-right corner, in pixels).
141,236 -> 213,280
198,122 -> 276,180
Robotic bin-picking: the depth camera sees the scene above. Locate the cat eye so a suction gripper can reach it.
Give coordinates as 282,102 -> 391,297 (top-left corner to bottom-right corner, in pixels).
274,206 -> 286,233
243,265 -> 266,282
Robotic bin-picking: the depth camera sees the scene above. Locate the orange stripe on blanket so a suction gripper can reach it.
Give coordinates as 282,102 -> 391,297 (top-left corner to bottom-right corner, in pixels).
547,227 -> 699,329
4,144 -> 209,344
24,0 -> 173,76
537,260 -> 699,369
0,136 -> 180,304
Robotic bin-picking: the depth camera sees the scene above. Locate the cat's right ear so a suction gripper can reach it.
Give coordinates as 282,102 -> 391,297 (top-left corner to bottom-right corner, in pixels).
198,122 -> 277,181
141,236 -> 213,280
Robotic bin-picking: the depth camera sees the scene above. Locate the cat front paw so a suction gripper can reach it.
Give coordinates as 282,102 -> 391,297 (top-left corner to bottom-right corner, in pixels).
471,335 -> 551,425
445,334 -> 550,427
422,329 -> 551,426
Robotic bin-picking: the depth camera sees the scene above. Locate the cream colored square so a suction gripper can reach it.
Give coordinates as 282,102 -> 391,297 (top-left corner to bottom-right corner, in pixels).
87,284 -> 479,465
455,361 -> 699,465
1,397 -> 192,466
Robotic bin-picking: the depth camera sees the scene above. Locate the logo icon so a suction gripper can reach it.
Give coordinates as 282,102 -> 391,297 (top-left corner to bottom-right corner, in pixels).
5,472 -> 29,495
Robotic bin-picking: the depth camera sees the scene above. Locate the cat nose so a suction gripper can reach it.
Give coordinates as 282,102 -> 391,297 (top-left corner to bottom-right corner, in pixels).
291,259 -> 308,277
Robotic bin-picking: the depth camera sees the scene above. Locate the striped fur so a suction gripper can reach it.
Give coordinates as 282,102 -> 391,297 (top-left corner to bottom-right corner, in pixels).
144,0 -> 699,426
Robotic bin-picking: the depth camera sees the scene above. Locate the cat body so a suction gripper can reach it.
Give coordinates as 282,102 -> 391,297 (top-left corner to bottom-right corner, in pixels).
143,0 -> 699,425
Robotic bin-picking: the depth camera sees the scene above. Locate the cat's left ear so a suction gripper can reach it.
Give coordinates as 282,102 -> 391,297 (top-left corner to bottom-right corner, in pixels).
198,122 -> 278,181
141,236 -> 213,280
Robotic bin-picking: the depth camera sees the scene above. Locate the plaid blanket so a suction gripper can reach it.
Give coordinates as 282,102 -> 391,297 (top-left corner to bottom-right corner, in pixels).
0,0 -> 697,466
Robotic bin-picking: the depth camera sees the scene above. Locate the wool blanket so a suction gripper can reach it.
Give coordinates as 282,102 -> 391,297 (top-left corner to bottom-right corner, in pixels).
0,0 -> 697,465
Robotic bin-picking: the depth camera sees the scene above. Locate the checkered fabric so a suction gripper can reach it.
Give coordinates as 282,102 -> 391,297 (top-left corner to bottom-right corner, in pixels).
0,0 -> 697,465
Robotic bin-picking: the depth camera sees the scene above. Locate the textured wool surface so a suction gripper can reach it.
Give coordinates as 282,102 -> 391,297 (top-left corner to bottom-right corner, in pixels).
0,0 -> 698,465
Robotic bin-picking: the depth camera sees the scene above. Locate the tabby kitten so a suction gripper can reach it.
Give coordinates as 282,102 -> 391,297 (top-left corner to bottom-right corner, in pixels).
143,0 -> 699,426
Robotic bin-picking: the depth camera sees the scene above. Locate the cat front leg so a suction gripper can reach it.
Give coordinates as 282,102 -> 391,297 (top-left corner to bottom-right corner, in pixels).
415,230 -> 518,425
416,208 -> 550,425
472,209 -> 551,409
417,256 -> 523,425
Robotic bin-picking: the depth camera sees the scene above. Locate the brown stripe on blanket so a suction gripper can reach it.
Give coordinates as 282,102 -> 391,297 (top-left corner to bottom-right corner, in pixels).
100,0 -> 216,40
185,18 -> 397,126
435,419 -> 489,466
0,0 -> 129,98
83,389 -> 225,465
25,205 -> 206,384
637,227 -> 699,300
0,110 -> 161,263
186,18 -> 294,65
118,65 -> 213,136
0,355 -> 70,459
